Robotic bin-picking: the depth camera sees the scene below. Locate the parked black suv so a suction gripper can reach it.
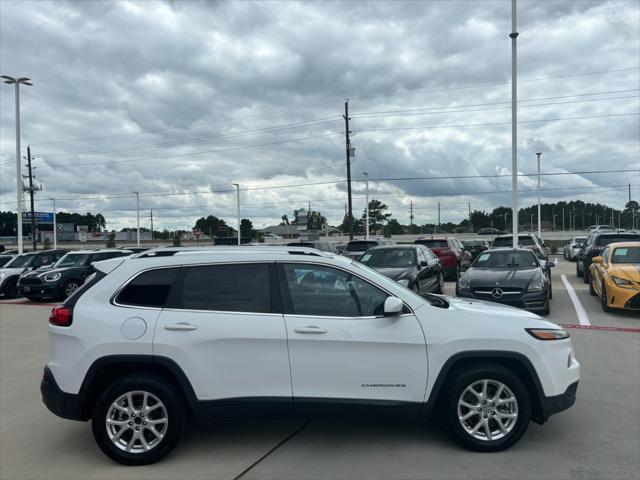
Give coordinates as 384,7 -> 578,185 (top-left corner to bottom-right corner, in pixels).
576,231 -> 640,283
0,249 -> 68,298
491,234 -> 548,261
18,249 -> 132,300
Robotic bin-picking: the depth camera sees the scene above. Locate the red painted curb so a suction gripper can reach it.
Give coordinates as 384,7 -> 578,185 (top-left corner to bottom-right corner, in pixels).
559,323 -> 640,333
0,301 -> 60,307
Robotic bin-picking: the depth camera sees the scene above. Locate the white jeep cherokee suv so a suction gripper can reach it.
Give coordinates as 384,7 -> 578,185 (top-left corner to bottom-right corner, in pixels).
42,247 -> 580,465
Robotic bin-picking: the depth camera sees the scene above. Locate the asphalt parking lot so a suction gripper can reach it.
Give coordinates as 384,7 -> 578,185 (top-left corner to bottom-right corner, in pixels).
0,257 -> 638,480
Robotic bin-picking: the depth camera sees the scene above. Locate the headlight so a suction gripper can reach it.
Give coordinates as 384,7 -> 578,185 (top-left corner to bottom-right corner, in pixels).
527,278 -> 545,292
526,328 -> 570,341
612,276 -> 632,287
397,279 -> 410,287
44,273 -> 61,282
457,277 -> 471,290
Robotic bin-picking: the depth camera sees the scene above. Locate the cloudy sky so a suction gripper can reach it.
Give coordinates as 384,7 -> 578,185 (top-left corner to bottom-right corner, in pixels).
1,0 -> 638,231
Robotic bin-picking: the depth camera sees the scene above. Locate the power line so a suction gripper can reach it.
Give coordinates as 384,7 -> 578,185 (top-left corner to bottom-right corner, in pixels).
355,112 -> 639,133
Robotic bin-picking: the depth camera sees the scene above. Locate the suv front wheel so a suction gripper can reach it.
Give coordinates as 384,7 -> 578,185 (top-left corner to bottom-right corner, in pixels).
445,363 -> 530,452
91,374 -> 185,465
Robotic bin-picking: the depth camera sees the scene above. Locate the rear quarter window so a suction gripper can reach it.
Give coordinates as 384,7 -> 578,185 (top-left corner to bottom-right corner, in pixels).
115,268 -> 180,308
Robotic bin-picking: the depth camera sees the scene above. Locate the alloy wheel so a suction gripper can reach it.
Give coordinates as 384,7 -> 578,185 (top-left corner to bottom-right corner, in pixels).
457,379 -> 518,442
105,390 -> 168,453
65,282 -> 79,297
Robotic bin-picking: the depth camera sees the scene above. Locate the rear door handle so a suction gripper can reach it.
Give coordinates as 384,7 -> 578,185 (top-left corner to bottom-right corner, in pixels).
164,322 -> 198,331
294,326 -> 328,334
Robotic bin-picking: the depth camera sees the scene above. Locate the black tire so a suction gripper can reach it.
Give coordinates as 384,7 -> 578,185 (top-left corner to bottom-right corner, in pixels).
576,261 -> 583,278
445,363 -> 530,452
434,273 -> 444,294
2,280 -> 18,298
540,299 -> 550,316
583,267 -> 590,284
548,282 -> 553,300
601,283 -> 613,313
589,278 -> 596,296
91,374 -> 185,466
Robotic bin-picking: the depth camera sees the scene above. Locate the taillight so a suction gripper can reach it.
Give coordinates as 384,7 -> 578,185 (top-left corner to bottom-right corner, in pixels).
49,306 -> 73,327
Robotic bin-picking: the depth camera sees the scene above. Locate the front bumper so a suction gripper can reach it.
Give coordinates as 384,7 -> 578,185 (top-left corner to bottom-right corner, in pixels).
606,283 -> 640,310
41,366 -> 84,421
456,289 -> 548,312
18,282 -> 61,299
539,381 -> 579,423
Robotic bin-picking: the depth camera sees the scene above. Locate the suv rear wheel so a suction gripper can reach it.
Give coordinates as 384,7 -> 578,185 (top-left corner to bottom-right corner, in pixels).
445,363 -> 530,452
91,374 -> 185,465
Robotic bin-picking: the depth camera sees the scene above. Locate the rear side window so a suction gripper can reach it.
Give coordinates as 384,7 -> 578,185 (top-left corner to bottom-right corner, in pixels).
596,235 -> 640,247
416,239 -> 448,248
116,268 -> 179,308
173,264 -> 271,313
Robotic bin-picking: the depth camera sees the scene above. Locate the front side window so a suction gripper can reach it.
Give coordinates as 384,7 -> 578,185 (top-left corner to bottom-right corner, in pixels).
280,263 -> 388,317
116,267 -> 179,308
175,263 -> 271,313
359,248 -> 416,268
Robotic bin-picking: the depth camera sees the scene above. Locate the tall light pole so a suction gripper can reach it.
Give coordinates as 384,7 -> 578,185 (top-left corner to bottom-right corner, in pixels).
50,198 -> 57,249
233,183 -> 241,245
510,0 -> 519,248
363,172 -> 369,240
553,214 -> 558,231
133,191 -> 140,246
2,75 -> 32,254
536,152 -> 542,237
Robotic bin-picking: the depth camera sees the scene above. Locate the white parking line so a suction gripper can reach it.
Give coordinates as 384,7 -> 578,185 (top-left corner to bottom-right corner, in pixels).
561,274 -> 591,326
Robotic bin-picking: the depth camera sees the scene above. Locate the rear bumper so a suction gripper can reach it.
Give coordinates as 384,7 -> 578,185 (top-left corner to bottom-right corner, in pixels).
538,381 -> 579,423
41,366 -> 84,421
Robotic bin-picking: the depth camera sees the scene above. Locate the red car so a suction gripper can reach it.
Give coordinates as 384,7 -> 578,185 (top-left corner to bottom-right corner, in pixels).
414,237 -> 472,280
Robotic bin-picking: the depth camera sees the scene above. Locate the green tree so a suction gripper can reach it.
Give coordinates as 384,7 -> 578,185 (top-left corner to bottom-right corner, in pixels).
383,218 -> 403,236
240,218 -> 255,240
105,232 -> 116,248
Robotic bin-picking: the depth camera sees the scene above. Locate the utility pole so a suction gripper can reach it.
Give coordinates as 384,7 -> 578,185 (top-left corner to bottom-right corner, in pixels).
343,100 -> 353,240
149,210 -> 154,241
233,183 -> 241,245
50,198 -> 57,249
562,208 -> 565,231
510,0 -> 519,248
23,146 -> 41,250
629,184 -> 632,203
363,172 -> 369,240
468,202 -> 472,233
2,76 -> 32,254
536,152 -> 542,238
504,212 -> 508,231
437,202 -> 441,234
553,214 -> 557,231
133,191 -> 140,247
409,201 -> 414,234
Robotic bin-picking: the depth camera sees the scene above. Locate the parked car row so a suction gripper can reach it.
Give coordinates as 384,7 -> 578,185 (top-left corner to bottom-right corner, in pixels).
0,248 -> 134,300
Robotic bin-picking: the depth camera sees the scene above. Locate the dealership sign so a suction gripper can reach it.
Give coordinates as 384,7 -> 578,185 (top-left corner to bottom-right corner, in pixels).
21,211 -> 54,223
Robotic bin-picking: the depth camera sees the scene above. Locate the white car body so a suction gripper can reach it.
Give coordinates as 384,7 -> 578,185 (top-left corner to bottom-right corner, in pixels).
42,247 -> 580,462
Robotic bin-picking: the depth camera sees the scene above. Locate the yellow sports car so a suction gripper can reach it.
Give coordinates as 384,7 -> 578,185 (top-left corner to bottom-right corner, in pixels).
589,241 -> 640,312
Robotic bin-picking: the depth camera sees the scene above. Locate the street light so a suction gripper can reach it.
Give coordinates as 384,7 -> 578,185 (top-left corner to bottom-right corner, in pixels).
49,198 -> 57,249
1,75 -> 33,254
233,184 -> 240,245
536,152 -> 542,237
362,172 -> 369,240
133,191 -> 140,247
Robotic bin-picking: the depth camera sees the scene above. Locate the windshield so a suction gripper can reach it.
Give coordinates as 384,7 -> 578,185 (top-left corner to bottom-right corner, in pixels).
4,254 -> 34,268
596,235 -> 640,247
416,239 -> 448,248
464,240 -> 487,247
345,241 -> 378,252
572,237 -> 587,244
492,236 -> 535,247
360,248 -> 416,268
472,251 -> 539,269
55,253 -> 91,268
611,246 -> 640,264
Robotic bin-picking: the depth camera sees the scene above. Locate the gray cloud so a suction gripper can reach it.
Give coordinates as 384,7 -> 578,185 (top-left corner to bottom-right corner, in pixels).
1,0 -> 638,230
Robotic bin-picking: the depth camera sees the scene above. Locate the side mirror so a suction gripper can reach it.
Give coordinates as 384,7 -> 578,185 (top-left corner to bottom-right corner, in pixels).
592,256 -> 603,264
384,296 -> 404,316
461,263 -> 469,272
545,261 -> 555,268
420,260 -> 429,267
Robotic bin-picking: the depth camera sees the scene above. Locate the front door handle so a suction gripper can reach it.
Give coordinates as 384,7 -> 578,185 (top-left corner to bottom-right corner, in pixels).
164,322 -> 198,331
294,326 -> 328,334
